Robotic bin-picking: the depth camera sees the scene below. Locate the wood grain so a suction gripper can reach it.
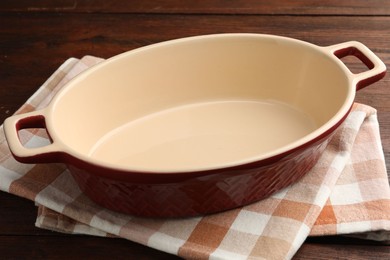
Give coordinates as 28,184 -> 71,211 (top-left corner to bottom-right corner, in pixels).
1,0 -> 390,15
0,1 -> 389,259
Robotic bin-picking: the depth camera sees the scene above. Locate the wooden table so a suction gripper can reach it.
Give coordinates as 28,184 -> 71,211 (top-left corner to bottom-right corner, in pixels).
1,1 -> 389,259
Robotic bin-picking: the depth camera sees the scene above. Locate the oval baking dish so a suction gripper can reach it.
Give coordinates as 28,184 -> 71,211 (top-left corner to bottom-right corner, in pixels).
4,34 -> 386,217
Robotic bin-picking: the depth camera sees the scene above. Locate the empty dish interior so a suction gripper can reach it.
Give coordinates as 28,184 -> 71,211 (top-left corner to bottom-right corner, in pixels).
51,35 -> 350,172
88,100 -> 316,170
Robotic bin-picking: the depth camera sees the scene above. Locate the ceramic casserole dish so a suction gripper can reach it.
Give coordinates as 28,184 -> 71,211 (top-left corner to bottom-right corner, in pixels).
4,34 -> 386,217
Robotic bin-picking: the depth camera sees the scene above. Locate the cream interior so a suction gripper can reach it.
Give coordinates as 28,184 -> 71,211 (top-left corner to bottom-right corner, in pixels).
50,34 -> 350,172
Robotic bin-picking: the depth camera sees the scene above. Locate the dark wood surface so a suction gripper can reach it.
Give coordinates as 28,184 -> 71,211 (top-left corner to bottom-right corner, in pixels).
0,1 -> 389,259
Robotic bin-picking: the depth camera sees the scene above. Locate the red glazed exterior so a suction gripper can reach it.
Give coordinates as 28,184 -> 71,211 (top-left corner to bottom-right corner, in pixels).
68,135 -> 330,217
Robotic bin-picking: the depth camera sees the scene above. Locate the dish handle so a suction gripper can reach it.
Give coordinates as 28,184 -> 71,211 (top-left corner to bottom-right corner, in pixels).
324,41 -> 386,90
3,110 -> 64,163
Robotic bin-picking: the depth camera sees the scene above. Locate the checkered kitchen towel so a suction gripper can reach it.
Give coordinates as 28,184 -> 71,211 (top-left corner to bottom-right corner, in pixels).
1,56 -> 390,260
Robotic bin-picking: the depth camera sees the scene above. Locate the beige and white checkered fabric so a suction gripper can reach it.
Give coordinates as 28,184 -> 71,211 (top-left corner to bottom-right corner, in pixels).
1,56 -> 389,260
